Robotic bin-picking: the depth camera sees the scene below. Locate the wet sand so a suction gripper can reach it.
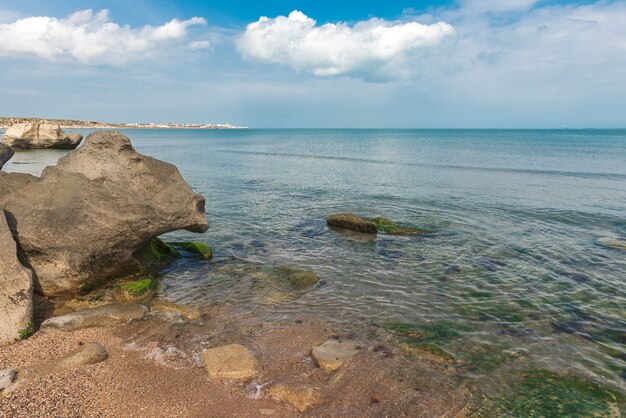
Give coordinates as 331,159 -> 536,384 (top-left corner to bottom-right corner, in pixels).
0,311 -> 470,417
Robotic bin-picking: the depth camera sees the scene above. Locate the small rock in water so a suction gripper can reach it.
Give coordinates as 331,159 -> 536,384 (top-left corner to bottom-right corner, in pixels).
0,369 -> 17,390
268,383 -> 322,412
311,340 -> 359,372
40,303 -> 148,332
200,344 -> 259,381
327,213 -> 377,234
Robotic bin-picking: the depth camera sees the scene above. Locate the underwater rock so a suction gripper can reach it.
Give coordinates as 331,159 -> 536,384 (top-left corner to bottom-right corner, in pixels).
311,340 -> 359,372
370,217 -> 425,236
268,266 -> 319,289
598,237 -> 626,251
201,343 -> 260,381
327,213 -> 377,234
2,122 -> 83,150
268,382 -> 322,412
170,241 -> 212,259
150,300 -> 202,321
0,131 -> 208,297
0,210 -> 34,345
40,303 -> 148,332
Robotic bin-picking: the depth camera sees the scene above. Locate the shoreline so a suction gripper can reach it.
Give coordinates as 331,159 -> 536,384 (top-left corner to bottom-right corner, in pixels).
0,118 -> 247,130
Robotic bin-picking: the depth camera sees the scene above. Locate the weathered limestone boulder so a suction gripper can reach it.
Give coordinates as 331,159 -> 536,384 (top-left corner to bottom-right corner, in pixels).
268,383 -> 322,412
0,131 -> 208,296
40,303 -> 148,332
201,344 -> 260,381
311,340 -> 359,372
0,143 -> 14,169
0,211 -> 34,345
327,213 -> 377,234
3,342 -> 107,393
2,122 -> 83,150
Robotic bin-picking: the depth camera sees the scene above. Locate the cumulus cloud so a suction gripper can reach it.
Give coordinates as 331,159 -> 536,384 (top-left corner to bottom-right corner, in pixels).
456,0 -> 540,13
0,9 -> 207,65
237,10 -> 455,81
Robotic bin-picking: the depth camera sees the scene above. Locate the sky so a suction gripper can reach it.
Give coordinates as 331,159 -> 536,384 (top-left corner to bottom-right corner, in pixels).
0,0 -> 625,128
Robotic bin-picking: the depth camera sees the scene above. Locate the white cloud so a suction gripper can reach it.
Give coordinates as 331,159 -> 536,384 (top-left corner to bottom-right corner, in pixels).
237,10 -> 455,81
456,0 -> 540,13
0,9 -> 207,65
188,40 -> 212,50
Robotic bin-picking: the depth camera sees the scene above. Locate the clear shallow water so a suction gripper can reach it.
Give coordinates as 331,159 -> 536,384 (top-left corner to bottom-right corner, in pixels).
4,129 -> 626,394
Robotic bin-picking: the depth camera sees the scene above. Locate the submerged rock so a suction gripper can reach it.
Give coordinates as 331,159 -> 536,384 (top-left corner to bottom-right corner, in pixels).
327,213 -> 377,234
268,383 -> 322,412
0,211 -> 34,345
0,144 -> 14,170
311,340 -> 359,372
3,342 -> 107,393
2,122 -> 83,150
40,303 -> 147,332
268,266 -> 319,289
370,217 -> 425,236
598,236 -> 626,251
201,343 -> 260,381
150,300 -> 202,321
0,131 -> 208,297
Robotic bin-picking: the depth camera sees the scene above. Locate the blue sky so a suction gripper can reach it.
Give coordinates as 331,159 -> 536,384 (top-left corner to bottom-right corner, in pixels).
0,0 -> 624,127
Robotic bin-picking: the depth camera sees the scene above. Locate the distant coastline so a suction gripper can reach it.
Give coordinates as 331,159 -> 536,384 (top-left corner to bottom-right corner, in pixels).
0,117 -> 247,130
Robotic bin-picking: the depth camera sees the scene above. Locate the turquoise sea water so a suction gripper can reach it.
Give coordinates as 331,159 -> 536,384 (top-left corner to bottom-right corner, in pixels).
4,129 -> 626,396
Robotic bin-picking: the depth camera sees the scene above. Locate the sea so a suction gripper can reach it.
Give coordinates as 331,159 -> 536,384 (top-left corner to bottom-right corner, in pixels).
4,128 -> 626,398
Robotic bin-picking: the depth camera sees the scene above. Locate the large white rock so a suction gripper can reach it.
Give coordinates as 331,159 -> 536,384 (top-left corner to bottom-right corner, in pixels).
2,122 -> 83,150
0,211 -> 34,345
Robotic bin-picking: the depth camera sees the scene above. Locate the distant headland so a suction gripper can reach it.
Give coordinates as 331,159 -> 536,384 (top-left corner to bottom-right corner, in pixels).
0,117 -> 247,130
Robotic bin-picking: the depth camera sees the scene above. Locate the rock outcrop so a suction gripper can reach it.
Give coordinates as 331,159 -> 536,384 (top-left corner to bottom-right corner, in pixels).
2,122 -> 83,150
0,144 -> 14,170
0,131 -> 208,297
0,211 -> 34,345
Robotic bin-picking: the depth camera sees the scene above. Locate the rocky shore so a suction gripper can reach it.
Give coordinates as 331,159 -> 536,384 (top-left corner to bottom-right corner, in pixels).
1,130 -> 624,417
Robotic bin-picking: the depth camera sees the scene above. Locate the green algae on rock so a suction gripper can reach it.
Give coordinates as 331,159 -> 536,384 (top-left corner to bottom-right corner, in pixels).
170,241 -> 213,259
370,217 -> 425,236
116,278 -> 158,301
327,213 -> 377,234
475,370 -> 625,417
150,238 -> 181,262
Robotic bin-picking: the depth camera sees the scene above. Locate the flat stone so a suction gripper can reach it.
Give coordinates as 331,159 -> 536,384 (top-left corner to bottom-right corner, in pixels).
0,369 -> 16,390
4,342 -> 107,393
40,303 -> 147,332
268,383 -> 322,412
151,300 -> 201,321
201,344 -> 259,381
311,340 -> 359,372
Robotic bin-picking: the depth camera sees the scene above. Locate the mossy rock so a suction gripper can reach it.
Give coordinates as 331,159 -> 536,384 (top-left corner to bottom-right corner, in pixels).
170,242 -> 212,259
150,238 -> 180,262
475,370 -> 626,417
327,213 -> 377,234
116,278 -> 158,301
269,267 -> 319,289
370,217 -> 425,236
